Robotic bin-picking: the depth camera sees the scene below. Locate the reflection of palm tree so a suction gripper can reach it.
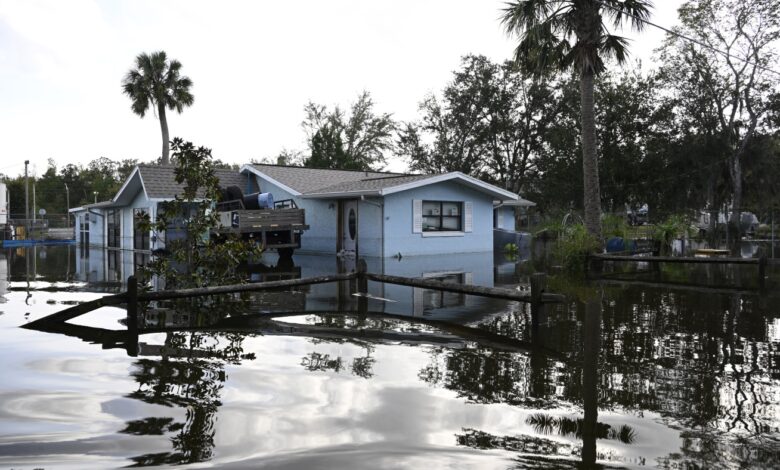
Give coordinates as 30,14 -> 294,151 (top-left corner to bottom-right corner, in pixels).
124,332 -> 249,466
526,413 -> 636,444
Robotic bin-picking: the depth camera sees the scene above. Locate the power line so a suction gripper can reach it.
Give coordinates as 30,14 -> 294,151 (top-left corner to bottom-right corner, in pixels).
595,0 -> 780,77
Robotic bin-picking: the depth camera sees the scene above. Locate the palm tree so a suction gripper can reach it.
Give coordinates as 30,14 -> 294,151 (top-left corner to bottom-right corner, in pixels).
501,0 -> 652,240
122,51 -> 194,165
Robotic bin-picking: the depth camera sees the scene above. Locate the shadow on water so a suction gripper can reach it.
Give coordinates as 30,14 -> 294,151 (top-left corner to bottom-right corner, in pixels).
3,245 -> 780,468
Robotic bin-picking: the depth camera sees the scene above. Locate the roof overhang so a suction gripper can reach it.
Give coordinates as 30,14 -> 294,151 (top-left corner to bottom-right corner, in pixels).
494,198 -> 536,208
380,172 -> 519,200
112,167 -> 149,206
240,164 -> 302,196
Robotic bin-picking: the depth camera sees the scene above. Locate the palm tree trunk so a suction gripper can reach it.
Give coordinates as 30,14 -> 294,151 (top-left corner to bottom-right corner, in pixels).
159,103 -> 170,165
580,71 -> 602,242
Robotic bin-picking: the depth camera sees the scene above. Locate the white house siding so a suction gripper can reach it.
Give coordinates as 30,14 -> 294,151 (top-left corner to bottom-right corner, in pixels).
495,206 -> 516,231
382,181 -> 494,257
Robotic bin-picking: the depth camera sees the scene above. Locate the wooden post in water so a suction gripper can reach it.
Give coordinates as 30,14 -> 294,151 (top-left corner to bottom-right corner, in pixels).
126,276 -> 139,357
758,255 -> 767,291
530,273 -> 547,343
357,259 -> 368,315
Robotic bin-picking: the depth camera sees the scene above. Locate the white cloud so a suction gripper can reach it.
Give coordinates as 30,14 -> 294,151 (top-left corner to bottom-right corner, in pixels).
0,0 -> 684,174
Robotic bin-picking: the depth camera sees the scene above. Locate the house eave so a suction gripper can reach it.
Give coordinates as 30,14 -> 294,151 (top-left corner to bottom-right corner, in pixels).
379,172 -> 520,200
301,190 -> 382,199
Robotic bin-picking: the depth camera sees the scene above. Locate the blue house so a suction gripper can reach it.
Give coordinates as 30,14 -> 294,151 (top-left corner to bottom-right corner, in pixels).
240,164 -> 525,257
71,163 -> 532,258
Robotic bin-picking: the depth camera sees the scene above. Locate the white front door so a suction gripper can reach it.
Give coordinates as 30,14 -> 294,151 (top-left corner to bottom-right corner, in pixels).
340,199 -> 358,255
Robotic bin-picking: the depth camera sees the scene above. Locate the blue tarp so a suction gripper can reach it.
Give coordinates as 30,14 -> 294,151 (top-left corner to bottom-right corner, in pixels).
1,239 -> 76,248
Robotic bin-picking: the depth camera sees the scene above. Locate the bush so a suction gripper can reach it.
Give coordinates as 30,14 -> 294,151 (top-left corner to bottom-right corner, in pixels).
652,215 -> 689,255
602,213 -> 628,239
554,223 -> 601,273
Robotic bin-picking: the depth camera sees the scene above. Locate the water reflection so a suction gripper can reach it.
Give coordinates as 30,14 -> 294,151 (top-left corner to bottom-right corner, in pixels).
2,246 -> 780,468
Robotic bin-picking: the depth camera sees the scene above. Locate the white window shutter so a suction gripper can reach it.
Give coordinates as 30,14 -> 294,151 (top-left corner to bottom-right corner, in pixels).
464,272 -> 473,285
464,201 -> 473,232
412,199 -> 422,233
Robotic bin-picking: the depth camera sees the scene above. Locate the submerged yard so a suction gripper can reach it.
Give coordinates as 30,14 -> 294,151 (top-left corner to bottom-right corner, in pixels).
0,244 -> 779,469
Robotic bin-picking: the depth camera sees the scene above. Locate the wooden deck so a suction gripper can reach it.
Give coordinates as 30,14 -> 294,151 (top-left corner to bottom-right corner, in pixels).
214,208 -> 309,250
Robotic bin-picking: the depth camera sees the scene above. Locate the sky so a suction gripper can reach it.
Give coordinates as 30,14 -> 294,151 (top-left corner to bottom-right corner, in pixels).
0,0 -> 685,177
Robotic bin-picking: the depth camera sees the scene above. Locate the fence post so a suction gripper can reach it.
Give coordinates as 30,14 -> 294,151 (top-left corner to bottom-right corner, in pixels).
530,273 -> 547,343
126,276 -> 138,356
357,259 -> 368,315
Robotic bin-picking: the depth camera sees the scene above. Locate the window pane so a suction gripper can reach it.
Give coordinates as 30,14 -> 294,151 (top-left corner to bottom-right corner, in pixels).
441,202 -> 460,216
422,202 -> 439,216
441,216 -> 460,230
422,216 -> 440,231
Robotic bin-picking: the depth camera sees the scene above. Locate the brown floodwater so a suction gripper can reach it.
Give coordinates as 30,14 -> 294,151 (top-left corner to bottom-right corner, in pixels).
0,244 -> 778,469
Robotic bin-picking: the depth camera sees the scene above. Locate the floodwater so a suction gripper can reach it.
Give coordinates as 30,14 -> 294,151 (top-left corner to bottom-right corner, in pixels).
1,244 -> 779,469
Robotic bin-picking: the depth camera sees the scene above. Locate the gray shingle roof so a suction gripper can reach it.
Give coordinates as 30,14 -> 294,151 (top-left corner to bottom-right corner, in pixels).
249,164 -> 401,194
138,165 -> 257,199
303,174 -> 432,196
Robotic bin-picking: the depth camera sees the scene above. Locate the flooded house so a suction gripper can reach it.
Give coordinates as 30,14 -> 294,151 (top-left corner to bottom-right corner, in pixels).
69,165 -> 255,253
241,164 -> 526,257
71,163 -> 532,259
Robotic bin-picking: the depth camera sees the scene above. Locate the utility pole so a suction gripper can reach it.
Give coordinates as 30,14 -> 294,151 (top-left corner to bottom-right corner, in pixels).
32,183 -> 36,221
24,160 -> 29,223
65,183 -> 70,228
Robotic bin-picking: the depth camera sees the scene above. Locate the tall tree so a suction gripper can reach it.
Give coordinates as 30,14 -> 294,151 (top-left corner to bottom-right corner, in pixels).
122,51 -> 194,165
302,91 -> 394,171
501,0 -> 653,240
659,0 -> 780,236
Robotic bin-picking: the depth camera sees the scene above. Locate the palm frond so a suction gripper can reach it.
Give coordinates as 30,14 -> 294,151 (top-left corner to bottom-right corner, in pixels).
122,50 -> 194,118
601,0 -> 653,32
600,34 -> 631,65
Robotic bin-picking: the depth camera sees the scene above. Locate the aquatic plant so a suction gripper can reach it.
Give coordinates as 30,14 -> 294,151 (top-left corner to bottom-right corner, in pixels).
553,223 -> 601,273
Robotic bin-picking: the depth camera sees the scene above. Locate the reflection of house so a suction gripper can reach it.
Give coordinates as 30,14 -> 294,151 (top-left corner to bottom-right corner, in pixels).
70,165 -> 254,252
71,163 -> 531,257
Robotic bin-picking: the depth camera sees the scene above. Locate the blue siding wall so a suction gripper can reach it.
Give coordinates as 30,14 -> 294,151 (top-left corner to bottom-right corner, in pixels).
121,190 -> 155,250
383,181 -> 494,256
357,198 -> 382,257
251,175 -> 338,254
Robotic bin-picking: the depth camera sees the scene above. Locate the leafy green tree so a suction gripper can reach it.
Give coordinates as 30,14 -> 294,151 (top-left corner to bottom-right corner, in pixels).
302,91 -> 394,171
658,0 -> 780,236
122,51 -> 194,165
501,0 -> 654,240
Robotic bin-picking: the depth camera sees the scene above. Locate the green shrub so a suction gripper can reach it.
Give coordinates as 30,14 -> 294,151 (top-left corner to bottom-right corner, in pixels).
652,215 -> 689,255
503,243 -> 519,255
602,213 -> 628,239
554,223 -> 601,273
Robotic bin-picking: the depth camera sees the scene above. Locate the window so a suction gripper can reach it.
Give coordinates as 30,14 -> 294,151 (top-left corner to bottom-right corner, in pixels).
422,201 -> 462,232
79,215 -> 89,250
422,273 -> 465,310
106,209 -> 121,249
